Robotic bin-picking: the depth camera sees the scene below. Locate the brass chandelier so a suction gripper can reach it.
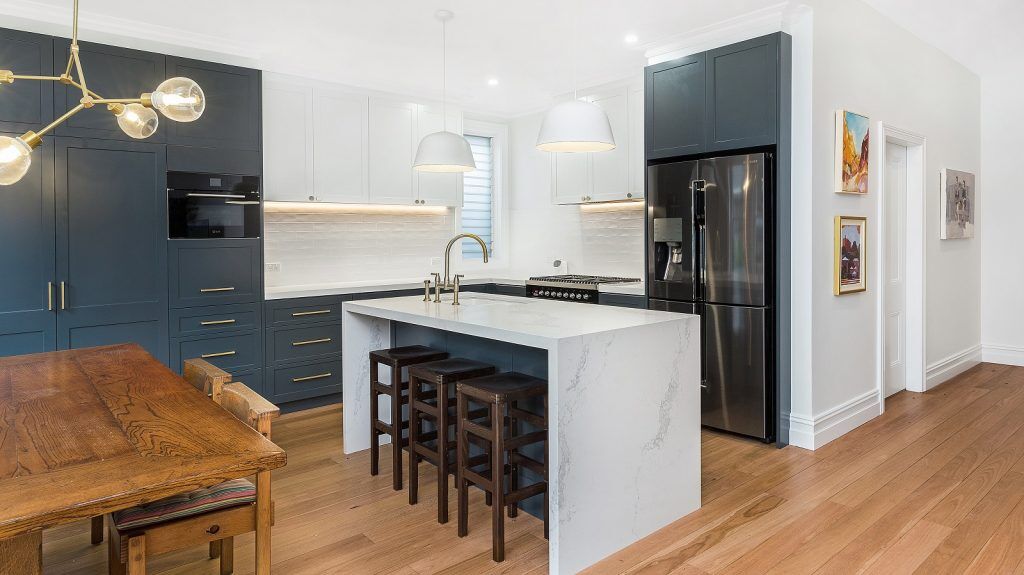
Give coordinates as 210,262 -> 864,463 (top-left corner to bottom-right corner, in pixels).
0,0 -> 207,186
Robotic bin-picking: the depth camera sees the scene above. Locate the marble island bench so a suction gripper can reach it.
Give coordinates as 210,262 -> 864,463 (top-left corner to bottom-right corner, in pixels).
341,293 -> 700,573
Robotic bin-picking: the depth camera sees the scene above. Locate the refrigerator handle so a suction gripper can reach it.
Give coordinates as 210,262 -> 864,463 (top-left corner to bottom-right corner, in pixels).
692,178 -> 707,301
698,222 -> 706,300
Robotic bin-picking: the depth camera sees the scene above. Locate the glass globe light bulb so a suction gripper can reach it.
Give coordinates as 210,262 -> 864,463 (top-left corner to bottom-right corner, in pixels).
115,103 -> 159,139
0,135 -> 33,186
150,77 -> 206,122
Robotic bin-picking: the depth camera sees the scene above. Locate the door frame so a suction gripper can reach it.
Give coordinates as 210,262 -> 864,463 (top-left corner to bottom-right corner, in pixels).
876,124 -> 927,411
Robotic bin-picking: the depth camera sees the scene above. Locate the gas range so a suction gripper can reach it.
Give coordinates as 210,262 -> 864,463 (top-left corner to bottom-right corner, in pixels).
526,275 -> 641,303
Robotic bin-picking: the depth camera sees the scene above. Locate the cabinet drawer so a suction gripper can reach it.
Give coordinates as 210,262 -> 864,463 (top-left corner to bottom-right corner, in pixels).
268,323 -> 342,364
267,296 -> 344,327
170,241 -> 260,308
176,331 -> 260,373
170,303 -> 260,337
270,359 -> 343,403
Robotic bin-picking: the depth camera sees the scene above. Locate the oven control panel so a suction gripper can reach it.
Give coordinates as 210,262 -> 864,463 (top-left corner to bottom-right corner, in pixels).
528,287 -> 596,303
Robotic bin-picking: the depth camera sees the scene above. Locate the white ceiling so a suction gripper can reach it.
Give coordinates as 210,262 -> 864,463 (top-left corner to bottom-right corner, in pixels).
1,0 -> 781,116
861,0 -> 1024,77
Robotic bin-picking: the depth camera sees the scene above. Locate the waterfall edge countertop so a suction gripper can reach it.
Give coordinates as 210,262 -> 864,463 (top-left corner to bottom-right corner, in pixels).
342,293 -> 701,573
342,292 -> 681,349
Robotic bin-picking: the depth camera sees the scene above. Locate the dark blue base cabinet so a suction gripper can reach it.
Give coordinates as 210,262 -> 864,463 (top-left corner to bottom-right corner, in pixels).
264,296 -> 345,407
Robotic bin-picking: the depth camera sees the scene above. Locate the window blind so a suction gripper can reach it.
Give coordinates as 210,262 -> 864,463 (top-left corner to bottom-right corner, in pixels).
462,134 -> 494,259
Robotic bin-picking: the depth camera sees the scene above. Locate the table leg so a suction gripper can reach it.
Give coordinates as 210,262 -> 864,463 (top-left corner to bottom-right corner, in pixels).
256,469 -> 272,575
0,531 -> 41,575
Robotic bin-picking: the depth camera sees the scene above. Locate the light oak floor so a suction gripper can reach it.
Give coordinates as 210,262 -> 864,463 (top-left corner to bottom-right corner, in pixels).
44,362 -> 1024,574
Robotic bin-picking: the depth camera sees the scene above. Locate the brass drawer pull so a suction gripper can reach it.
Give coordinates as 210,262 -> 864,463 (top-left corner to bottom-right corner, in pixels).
292,309 -> 331,317
200,319 -> 237,326
201,350 -> 236,359
200,287 -> 236,293
47,282 -> 54,311
293,372 -> 332,383
292,338 -> 332,347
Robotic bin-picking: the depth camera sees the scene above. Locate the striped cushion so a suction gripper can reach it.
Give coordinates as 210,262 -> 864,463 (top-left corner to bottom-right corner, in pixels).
112,479 -> 255,530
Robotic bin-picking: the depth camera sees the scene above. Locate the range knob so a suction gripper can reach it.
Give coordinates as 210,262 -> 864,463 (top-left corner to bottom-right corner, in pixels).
543,291 -> 551,297
582,294 -> 591,300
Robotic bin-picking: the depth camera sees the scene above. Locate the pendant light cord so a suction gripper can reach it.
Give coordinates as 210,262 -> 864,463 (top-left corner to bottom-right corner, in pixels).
442,15 -> 447,132
572,0 -> 579,100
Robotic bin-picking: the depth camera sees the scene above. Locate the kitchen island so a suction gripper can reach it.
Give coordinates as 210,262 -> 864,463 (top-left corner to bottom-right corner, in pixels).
342,293 -> 700,573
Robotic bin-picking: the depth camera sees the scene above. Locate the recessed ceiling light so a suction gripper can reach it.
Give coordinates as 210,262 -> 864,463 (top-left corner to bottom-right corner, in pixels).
487,78 -> 499,86
624,33 -> 639,44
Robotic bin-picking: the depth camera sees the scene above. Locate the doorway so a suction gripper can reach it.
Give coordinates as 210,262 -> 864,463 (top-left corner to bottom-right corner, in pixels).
877,125 -> 926,408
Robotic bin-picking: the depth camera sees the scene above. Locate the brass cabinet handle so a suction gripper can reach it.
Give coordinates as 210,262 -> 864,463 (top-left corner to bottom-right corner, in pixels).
47,282 -> 53,311
292,338 -> 332,347
292,372 -> 332,383
291,309 -> 331,317
201,350 -> 236,359
60,281 -> 66,310
200,286 -> 236,293
200,319 -> 236,326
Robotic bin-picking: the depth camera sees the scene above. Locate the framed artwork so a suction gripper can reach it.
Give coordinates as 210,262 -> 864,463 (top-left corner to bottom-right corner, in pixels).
835,110 -> 870,194
940,168 -> 975,239
834,216 -> 867,295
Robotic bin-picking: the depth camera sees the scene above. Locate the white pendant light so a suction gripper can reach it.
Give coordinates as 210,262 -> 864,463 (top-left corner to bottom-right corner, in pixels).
536,0 -> 615,153
414,10 -> 476,173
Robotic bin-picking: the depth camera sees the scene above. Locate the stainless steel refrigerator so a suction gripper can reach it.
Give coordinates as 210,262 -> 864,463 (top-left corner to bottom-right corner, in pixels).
647,153 -> 774,441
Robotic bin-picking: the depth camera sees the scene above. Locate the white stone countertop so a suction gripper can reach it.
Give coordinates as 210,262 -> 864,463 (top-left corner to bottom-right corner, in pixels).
265,276 -> 646,300
342,293 -> 685,349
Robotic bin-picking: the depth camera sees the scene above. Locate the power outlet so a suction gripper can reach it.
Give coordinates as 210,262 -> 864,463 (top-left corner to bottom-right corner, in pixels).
265,262 -> 282,273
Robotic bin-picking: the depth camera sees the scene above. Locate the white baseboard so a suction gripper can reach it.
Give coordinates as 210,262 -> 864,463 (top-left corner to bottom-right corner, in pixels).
982,344 -> 1024,367
785,389 -> 881,450
926,345 -> 982,390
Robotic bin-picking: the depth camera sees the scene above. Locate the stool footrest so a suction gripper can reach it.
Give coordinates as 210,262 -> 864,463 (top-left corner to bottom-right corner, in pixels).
506,430 -> 546,451
506,481 -> 547,505
510,453 -> 545,476
508,406 -> 546,428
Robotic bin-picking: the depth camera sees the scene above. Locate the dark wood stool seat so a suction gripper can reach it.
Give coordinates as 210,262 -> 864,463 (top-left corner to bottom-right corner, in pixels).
408,358 -> 497,523
370,345 -> 448,490
456,372 -> 549,562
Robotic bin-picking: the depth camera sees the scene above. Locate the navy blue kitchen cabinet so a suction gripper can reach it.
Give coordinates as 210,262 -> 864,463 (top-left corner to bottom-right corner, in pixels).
645,53 -> 706,159
0,29 -> 53,133
169,240 -> 262,309
597,293 -> 647,309
264,295 -> 343,406
645,33 -> 787,159
0,139 -> 55,355
54,138 -> 168,362
706,34 -> 780,152
52,40 -> 167,142
164,57 -> 261,151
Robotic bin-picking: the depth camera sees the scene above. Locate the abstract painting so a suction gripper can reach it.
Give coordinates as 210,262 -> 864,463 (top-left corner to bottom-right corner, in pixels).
835,110 -> 870,194
940,168 -> 975,239
834,215 -> 867,295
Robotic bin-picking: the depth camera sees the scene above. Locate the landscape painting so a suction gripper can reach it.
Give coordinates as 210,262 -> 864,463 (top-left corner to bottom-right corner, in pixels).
834,216 -> 867,295
940,168 -> 975,239
835,110 -> 870,194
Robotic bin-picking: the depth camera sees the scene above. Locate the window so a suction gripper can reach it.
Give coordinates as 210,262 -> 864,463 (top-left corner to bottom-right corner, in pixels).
461,134 -> 495,260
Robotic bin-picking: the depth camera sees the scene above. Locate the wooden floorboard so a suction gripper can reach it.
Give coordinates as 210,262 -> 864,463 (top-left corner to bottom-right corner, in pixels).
41,363 -> 1024,574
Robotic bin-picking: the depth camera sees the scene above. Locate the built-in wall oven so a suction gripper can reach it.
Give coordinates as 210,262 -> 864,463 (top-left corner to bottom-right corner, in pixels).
167,171 -> 261,239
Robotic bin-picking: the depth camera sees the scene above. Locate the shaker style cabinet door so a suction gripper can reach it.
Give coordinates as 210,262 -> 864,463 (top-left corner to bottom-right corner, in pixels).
53,138 -> 168,362
263,77 -> 314,201
165,57 -> 261,151
706,34 -> 779,152
52,40 -> 166,142
314,89 -> 369,203
367,98 -> 417,205
589,89 -> 630,202
0,140 -> 55,356
0,28 -> 53,133
645,53 -> 706,159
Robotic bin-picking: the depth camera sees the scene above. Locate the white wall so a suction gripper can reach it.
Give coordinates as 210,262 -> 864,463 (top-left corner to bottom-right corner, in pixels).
507,112 -> 646,279
981,73 -> 1024,366
791,0 -> 982,448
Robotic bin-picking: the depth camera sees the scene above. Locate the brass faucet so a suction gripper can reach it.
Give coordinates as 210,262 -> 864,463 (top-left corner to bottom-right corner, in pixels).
426,233 -> 489,304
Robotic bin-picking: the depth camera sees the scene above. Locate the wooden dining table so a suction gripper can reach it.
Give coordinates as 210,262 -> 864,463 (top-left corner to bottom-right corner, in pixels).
0,343 -> 287,574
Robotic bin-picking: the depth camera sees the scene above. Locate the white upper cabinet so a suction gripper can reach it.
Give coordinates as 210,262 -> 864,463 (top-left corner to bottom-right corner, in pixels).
414,104 -> 464,206
263,77 -> 314,202
262,73 -> 463,206
313,89 -> 369,203
368,98 -> 417,205
550,82 -> 645,205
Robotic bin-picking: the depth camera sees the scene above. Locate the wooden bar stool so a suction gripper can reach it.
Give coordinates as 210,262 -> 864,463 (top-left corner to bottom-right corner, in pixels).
456,372 -> 549,562
408,358 -> 496,524
370,345 -> 448,490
